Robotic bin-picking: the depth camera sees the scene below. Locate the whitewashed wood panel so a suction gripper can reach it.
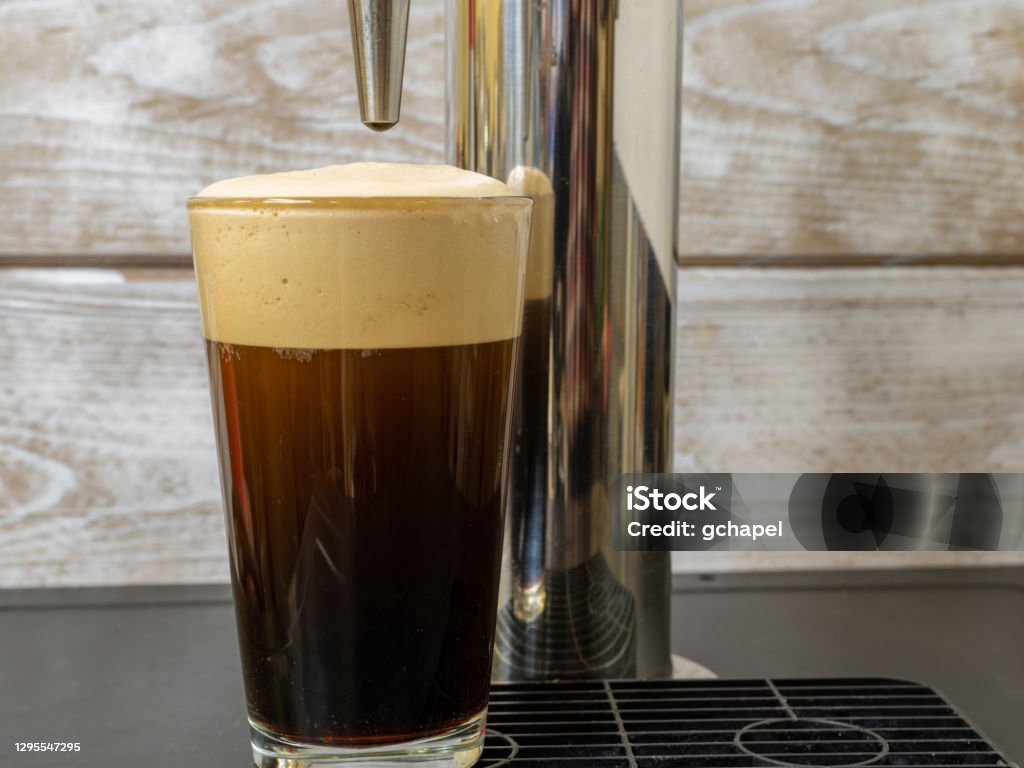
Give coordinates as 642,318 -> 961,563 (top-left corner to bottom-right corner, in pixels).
3,0 -> 1024,260
681,0 -> 1024,259
0,269 -> 223,586
0,0 -> 446,256
674,267 -> 1024,472
1,266 -> 1023,586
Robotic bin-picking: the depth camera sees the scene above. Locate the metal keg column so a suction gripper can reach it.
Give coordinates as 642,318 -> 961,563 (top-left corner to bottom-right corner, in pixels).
447,0 -> 681,680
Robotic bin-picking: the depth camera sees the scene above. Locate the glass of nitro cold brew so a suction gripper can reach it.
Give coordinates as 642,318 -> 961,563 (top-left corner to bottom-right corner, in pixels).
187,163 -> 532,767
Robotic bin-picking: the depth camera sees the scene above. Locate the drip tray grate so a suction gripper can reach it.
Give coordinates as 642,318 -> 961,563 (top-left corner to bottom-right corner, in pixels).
479,678 -> 1016,767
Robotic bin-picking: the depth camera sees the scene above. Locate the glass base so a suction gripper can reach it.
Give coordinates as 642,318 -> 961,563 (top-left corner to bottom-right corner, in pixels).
249,710 -> 486,767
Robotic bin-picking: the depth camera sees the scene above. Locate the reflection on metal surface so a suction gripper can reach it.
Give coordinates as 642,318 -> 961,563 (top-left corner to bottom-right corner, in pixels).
448,0 -> 681,680
506,166 -> 554,630
494,554 -> 636,679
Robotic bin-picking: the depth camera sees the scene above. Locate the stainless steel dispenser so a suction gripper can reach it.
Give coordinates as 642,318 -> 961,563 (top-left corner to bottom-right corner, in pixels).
345,0 -> 681,681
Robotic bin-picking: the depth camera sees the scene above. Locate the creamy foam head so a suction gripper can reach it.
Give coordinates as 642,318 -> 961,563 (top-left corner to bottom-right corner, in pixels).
189,163 -> 531,349
197,162 -> 516,200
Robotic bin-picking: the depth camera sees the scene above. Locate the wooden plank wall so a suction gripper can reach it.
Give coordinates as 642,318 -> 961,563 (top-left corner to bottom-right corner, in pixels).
2,0 -> 1024,585
2,267 -> 1023,586
681,0 -> 1024,261
0,0 -> 447,258
3,0 -> 1023,261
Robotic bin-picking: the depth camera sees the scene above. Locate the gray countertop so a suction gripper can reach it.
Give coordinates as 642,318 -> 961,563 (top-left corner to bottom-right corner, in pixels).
2,567 -> 1021,766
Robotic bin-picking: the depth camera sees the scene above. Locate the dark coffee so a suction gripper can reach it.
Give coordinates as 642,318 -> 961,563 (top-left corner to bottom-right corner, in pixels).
206,337 -> 517,745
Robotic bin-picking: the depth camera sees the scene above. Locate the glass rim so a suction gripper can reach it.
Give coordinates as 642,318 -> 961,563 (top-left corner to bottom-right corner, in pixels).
187,194 -> 534,208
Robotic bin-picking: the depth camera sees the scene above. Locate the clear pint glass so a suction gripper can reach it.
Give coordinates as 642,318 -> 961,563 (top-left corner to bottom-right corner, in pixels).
187,164 -> 532,767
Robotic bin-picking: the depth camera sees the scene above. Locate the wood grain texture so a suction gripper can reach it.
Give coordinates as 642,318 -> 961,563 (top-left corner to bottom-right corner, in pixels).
681,0 -> 1024,260
2,266 -> 1023,587
674,267 -> 1024,472
4,0 -> 1024,260
0,0 -> 446,256
0,269 -> 224,586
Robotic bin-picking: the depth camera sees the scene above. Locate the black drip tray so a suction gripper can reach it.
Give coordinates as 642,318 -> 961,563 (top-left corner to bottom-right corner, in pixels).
480,678 -> 1016,767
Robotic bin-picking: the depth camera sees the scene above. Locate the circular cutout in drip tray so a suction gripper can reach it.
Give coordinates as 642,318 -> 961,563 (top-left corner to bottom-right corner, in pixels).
479,729 -> 519,767
736,719 -> 889,767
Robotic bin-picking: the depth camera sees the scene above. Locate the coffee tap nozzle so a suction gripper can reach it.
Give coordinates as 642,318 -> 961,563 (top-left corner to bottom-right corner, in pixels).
345,0 -> 410,131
